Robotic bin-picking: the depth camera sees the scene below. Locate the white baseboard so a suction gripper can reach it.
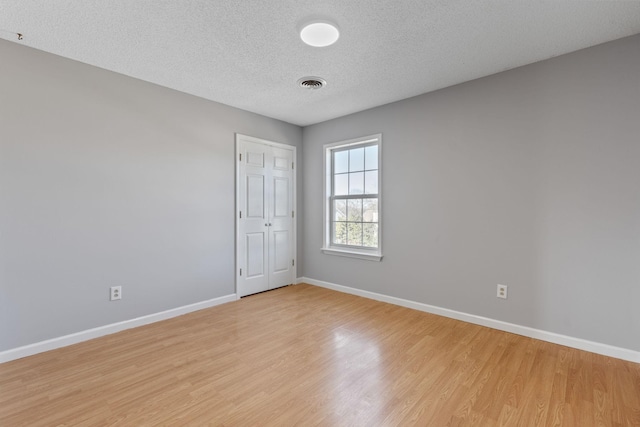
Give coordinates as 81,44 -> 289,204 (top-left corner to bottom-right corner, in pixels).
0,294 -> 237,364
301,277 -> 640,364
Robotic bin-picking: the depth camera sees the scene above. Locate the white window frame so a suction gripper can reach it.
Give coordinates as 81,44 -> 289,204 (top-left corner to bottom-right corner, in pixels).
322,134 -> 383,262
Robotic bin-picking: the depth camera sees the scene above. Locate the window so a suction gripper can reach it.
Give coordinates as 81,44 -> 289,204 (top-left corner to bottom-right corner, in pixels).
323,134 -> 382,261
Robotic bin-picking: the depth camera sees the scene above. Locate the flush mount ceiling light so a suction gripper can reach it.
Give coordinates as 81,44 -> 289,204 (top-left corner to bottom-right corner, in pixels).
300,22 -> 339,47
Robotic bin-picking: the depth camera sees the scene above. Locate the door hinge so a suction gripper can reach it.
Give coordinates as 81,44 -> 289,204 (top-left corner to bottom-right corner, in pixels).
292,259 -> 295,267
239,153 -> 242,161
292,162 -> 294,170
239,211 -> 242,219
239,268 -> 242,276
292,211 -> 295,218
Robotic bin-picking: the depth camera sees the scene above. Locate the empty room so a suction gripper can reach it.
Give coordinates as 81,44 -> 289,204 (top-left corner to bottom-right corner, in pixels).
1,1 -> 639,426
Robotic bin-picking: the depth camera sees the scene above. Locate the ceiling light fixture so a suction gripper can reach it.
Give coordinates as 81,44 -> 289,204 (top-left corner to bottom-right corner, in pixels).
300,22 -> 339,47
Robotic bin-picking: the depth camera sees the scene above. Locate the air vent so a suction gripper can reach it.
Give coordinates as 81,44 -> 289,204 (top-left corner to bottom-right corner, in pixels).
298,77 -> 326,90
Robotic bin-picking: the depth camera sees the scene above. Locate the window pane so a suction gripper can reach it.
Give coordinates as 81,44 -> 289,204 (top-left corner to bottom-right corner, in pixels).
349,172 -> 364,195
334,173 -> 348,196
365,145 -> 378,170
349,147 -> 364,172
363,198 -> 378,223
347,223 -> 363,246
334,199 -> 347,221
364,170 -> 378,194
334,150 -> 349,174
333,222 -> 347,245
363,223 -> 378,248
326,138 -> 381,253
347,199 -> 363,221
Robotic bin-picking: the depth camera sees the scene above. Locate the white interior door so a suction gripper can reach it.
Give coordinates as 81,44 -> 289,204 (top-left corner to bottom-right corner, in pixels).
268,145 -> 294,289
236,135 -> 295,297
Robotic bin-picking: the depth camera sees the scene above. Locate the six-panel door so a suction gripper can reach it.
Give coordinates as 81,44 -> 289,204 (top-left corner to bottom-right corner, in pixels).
237,137 -> 294,297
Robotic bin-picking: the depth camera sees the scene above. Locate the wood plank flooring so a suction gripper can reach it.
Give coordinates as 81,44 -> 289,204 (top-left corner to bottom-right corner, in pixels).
1,284 -> 639,426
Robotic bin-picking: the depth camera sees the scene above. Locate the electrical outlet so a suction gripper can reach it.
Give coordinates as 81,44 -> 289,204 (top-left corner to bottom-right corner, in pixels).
110,286 -> 122,301
497,284 -> 508,299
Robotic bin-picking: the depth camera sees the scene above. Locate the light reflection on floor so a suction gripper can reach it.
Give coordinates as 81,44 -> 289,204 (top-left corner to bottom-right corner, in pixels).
329,327 -> 383,424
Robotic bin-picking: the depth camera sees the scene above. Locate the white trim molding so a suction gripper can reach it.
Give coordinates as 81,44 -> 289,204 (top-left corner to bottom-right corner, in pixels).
321,247 -> 383,261
0,294 -> 236,364
300,277 -> 640,364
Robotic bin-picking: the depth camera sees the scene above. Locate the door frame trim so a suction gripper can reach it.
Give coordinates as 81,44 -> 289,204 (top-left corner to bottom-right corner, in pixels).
235,134 -> 297,298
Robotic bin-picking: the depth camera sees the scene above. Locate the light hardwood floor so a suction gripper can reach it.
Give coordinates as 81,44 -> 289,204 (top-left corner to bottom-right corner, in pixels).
1,284 -> 639,426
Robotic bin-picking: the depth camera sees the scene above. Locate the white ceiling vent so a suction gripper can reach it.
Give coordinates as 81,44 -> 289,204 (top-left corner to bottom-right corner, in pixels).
298,77 -> 326,90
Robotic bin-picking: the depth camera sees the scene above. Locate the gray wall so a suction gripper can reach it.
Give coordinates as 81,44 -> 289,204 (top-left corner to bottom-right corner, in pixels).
2,33 -> 639,355
0,40 -> 302,351
302,34 -> 640,351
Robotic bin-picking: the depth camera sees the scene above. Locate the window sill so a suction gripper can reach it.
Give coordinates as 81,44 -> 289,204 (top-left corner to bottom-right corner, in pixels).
321,247 -> 383,262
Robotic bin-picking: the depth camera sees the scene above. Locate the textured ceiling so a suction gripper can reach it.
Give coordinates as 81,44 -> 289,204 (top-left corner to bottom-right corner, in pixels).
2,1 -> 640,126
